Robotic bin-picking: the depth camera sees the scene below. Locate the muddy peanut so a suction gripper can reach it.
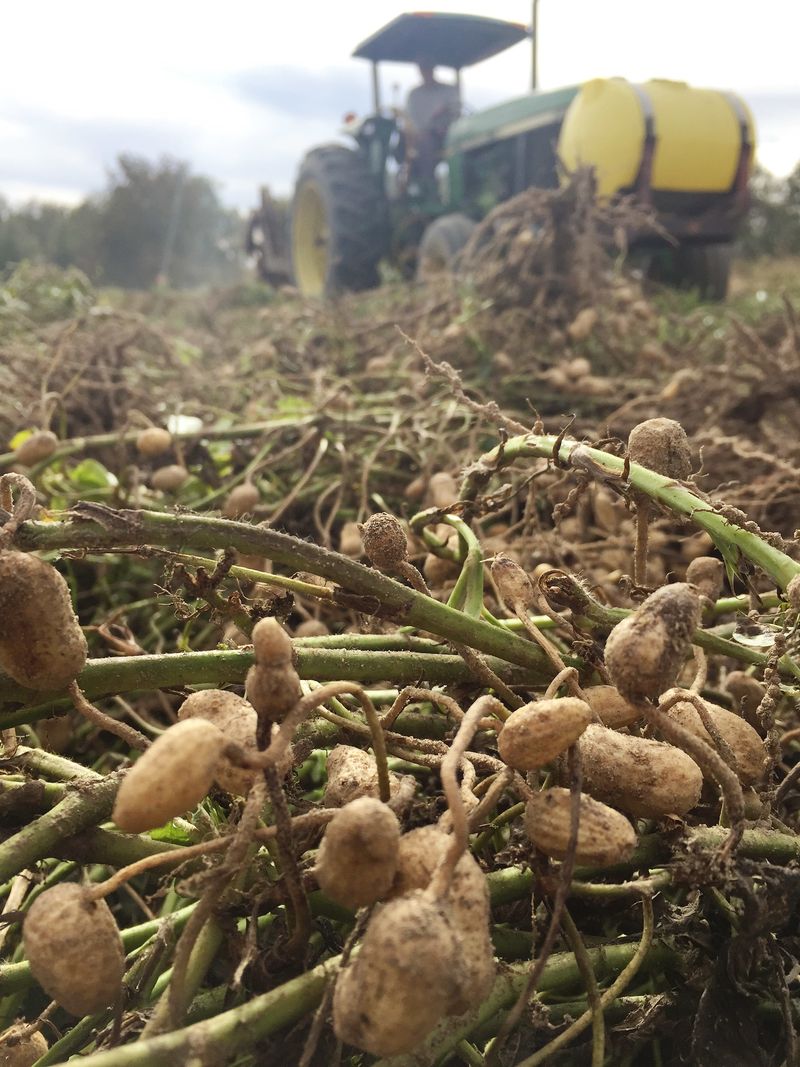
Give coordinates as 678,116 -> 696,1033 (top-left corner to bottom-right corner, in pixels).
315,797 -> 400,908
604,583 -> 701,702
135,426 -> 172,457
13,430 -> 58,467
23,884 -> 124,1016
0,551 -> 87,690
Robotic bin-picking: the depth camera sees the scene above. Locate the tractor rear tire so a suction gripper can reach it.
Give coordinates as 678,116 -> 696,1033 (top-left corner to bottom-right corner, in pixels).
416,213 -> 477,281
291,145 -> 388,297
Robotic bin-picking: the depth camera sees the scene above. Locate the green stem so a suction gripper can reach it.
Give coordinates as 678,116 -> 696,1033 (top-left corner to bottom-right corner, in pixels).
374,940 -> 675,1067
15,508 -> 557,673
0,770 -> 123,883
0,648 -> 550,730
460,433 -> 800,590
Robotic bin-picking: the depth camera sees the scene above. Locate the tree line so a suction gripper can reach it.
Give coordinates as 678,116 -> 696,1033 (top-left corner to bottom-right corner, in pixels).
0,154 -> 797,290
0,155 -> 244,289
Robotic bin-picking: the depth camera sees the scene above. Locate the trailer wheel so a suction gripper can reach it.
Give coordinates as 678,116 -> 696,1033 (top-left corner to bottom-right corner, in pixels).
291,145 -> 388,297
416,213 -> 477,281
649,243 -> 733,301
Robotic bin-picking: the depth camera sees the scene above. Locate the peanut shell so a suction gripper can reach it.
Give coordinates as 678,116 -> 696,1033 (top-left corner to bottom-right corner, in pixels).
0,1024 -> 48,1067
178,689 -> 265,794
0,551 -> 87,690
628,418 -> 691,479
315,797 -> 400,909
333,892 -> 461,1056
584,685 -> 642,729
525,786 -> 636,865
579,722 -> 703,818
135,426 -> 172,456
390,825 -> 494,1013
223,483 -> 260,518
661,699 -> 765,786
113,718 -> 223,832
13,430 -> 58,467
498,697 -> 592,770
23,884 -> 124,1016
323,745 -> 402,807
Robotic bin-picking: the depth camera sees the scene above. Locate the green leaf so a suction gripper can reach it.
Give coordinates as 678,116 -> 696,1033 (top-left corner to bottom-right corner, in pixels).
68,458 -> 118,489
8,428 -> 33,450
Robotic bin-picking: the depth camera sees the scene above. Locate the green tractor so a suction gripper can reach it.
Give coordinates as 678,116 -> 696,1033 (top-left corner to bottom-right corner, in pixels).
247,11 -> 755,300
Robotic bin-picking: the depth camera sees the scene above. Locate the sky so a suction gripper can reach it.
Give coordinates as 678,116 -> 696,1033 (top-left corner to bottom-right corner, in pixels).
1,0 -> 799,213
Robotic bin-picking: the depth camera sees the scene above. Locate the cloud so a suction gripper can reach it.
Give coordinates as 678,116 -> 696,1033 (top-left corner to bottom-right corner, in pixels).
233,65 -> 370,120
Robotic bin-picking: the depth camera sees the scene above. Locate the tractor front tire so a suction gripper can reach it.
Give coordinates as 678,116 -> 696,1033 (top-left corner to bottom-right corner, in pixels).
416,213 -> 477,281
291,145 -> 388,298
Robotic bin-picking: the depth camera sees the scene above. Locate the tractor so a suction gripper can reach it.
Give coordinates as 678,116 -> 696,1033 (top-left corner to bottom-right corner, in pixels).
246,11 -> 755,300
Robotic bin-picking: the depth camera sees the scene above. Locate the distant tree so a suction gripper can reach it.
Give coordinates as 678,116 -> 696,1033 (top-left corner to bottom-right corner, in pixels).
0,156 -> 245,288
739,162 -> 800,258
98,155 -> 242,288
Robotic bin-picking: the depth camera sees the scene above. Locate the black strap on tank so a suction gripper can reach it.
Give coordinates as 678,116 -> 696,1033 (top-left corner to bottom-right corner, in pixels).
630,83 -> 657,203
722,91 -> 754,198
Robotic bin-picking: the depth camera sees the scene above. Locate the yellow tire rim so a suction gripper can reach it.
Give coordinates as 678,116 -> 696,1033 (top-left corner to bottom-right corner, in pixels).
293,181 -> 329,297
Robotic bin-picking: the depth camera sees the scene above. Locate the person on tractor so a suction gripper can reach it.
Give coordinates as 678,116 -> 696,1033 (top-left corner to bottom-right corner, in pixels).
403,57 -> 461,186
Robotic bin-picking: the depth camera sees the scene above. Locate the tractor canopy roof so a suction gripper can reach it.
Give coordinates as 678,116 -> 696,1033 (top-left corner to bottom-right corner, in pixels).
352,12 -> 529,70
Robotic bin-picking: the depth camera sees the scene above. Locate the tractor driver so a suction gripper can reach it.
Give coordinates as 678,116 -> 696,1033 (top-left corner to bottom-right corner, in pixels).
404,59 -> 461,186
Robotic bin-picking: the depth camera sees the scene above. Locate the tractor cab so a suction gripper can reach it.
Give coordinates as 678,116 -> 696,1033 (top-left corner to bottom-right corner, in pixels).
350,13 -> 530,205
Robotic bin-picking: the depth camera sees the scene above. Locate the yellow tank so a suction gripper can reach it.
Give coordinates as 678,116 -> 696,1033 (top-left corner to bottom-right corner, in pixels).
557,78 -> 755,197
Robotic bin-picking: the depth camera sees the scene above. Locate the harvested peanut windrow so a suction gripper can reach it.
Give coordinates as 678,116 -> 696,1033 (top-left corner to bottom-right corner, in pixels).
583,685 -> 642,729
135,426 -> 172,457
524,787 -> 636,865
360,512 -> 408,572
333,891 -> 463,1056
660,699 -> 765,786
23,884 -> 124,1016
389,825 -> 494,1013
0,1023 -> 48,1067
245,617 -> 301,725
627,417 -> 692,479
13,430 -> 58,467
112,717 -> 223,832
578,723 -> 703,817
604,583 -> 701,703
315,796 -> 400,909
150,464 -> 189,492
0,551 -> 88,690
223,482 -> 260,519
177,688 -> 289,795
323,745 -> 402,807
686,556 -> 725,601
498,698 -> 592,771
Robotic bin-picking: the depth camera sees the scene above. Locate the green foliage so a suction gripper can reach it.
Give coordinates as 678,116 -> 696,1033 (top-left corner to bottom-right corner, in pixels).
739,162 -> 800,258
0,155 -> 245,289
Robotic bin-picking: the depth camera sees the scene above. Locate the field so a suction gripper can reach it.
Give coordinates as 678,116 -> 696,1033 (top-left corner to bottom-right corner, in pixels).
1,198 -> 800,1067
